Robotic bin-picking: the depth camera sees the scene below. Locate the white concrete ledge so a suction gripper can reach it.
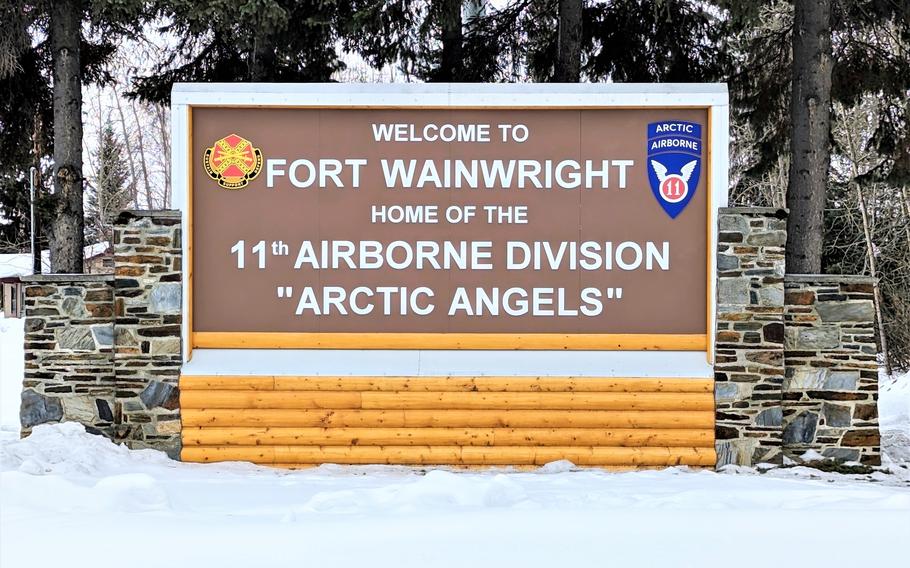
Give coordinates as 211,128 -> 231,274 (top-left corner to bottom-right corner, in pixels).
181,349 -> 714,378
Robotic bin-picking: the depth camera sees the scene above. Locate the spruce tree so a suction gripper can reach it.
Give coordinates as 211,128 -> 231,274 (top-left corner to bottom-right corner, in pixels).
86,121 -> 131,246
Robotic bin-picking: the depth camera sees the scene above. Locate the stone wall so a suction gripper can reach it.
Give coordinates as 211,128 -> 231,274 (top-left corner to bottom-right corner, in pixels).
783,275 -> 880,465
113,211 -> 183,456
714,207 -> 787,466
716,208 -> 882,467
19,211 -> 182,457
20,275 -> 115,437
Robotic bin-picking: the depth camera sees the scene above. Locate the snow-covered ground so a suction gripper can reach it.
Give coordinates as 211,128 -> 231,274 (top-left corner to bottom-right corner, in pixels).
0,316 -> 24,431
1,317 -> 909,567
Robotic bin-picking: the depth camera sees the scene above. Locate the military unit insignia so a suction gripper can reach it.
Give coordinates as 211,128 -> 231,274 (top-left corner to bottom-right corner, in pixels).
646,121 -> 703,218
203,134 -> 263,190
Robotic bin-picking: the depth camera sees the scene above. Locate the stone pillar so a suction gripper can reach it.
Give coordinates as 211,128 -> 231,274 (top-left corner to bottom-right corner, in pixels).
113,211 -> 183,457
782,275 -> 880,465
714,207 -> 787,466
19,275 -> 115,436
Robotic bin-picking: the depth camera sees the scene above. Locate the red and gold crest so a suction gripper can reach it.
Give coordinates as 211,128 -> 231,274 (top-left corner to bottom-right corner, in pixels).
203,134 -> 263,190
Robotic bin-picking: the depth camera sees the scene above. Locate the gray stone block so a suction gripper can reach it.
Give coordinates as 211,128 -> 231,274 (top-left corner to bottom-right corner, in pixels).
823,371 -> 859,391
715,438 -> 758,467
92,324 -> 114,347
715,382 -> 739,402
758,285 -> 784,307
746,231 -> 786,246
149,283 -> 182,314
784,326 -> 839,350
785,368 -> 826,390
718,278 -> 750,305
783,411 -> 818,444
20,390 -> 63,428
823,403 -> 852,428
718,215 -> 749,234
140,381 -> 179,410
56,326 -> 96,351
822,448 -> 860,462
717,254 -> 739,271
60,296 -> 87,318
756,407 -> 782,427
816,301 -> 875,323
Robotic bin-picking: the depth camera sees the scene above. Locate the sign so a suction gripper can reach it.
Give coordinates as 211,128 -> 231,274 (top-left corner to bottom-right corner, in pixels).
176,86 -> 726,352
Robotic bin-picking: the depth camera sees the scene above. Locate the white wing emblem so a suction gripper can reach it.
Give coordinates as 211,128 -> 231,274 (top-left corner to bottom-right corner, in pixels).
679,160 -> 697,183
650,160 -> 669,182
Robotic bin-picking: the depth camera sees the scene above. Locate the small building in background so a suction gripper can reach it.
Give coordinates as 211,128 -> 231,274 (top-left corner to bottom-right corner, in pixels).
0,254 -> 39,318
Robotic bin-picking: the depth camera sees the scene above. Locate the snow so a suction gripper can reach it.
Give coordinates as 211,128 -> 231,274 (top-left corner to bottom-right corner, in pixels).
0,254 -> 37,279
0,253 -> 51,278
1,323 -> 909,567
0,423 -> 908,567
881,371 -> 910,464
0,317 -> 24,430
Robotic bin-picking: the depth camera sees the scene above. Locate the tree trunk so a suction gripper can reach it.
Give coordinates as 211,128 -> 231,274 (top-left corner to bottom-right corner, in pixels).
555,0 -> 582,82
250,12 -> 276,81
786,0 -> 832,274
50,0 -> 84,273
439,0 -> 463,81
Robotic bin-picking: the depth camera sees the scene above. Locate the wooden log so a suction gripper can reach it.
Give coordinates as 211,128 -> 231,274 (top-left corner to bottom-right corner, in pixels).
180,376 -> 276,391
181,445 -> 715,466
179,375 -> 713,393
181,446 -> 275,463
360,391 -> 713,411
458,446 -> 716,466
181,409 -> 715,429
262,464 -> 678,472
182,427 -> 714,447
180,390 -> 362,410
192,331 -> 708,351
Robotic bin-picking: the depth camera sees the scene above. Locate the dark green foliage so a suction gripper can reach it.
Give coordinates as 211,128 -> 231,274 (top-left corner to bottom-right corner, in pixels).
0,39 -> 52,252
730,1 -> 910,180
583,0 -> 729,82
0,0 -> 143,257
131,0 -> 345,103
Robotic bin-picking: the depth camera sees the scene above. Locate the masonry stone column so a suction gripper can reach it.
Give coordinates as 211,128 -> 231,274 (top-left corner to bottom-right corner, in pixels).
782,275 -> 881,465
714,207 -> 787,467
19,274 -> 115,436
113,210 -> 183,457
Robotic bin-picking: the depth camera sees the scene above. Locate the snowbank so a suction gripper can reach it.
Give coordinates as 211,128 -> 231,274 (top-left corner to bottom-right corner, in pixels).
0,317 -> 23,430
880,371 -> 910,463
2,316 -> 909,567
2,423 -> 909,568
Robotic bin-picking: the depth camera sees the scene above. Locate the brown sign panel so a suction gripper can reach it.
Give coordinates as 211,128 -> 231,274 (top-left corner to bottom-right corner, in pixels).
190,107 -> 709,345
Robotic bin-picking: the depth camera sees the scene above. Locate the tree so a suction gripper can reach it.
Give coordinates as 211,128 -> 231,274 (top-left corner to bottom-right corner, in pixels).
457,0 -> 728,83
438,0 -> 464,81
132,0 -> 344,103
0,0 -> 143,271
554,0 -> 581,81
49,0 -> 85,273
86,121 -> 131,246
0,2 -> 52,261
786,0 -> 832,274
